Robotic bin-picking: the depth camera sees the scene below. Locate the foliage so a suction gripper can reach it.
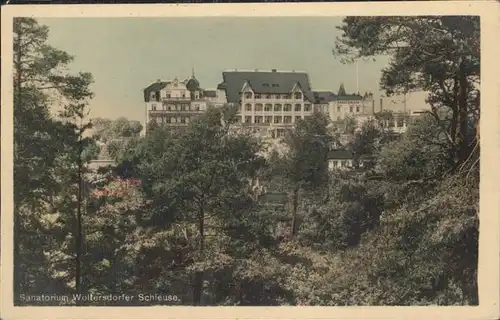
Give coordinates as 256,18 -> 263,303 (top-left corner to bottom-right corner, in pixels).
14,17 -> 479,307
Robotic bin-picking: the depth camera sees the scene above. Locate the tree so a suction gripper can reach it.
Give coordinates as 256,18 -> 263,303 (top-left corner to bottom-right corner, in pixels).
91,117 -> 143,142
113,104 -> 266,305
334,16 -> 480,166
283,112 -> 332,237
346,120 -> 381,169
13,17 -> 94,301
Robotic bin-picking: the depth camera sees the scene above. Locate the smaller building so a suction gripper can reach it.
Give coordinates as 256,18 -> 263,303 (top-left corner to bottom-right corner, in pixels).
327,149 -> 357,171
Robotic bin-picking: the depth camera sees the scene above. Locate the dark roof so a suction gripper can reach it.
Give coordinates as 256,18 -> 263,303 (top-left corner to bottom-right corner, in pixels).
336,95 -> 364,101
338,83 -> 347,96
313,91 -> 337,103
186,77 -> 200,90
335,83 -> 363,101
203,90 -> 217,98
143,81 -> 169,102
221,70 -> 315,103
327,149 -> 353,160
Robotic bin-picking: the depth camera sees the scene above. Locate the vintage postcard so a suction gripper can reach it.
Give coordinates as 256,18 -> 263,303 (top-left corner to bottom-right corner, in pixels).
1,1 -> 499,319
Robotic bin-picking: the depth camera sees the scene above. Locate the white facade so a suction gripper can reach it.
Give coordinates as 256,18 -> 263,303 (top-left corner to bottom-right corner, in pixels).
237,82 -> 314,138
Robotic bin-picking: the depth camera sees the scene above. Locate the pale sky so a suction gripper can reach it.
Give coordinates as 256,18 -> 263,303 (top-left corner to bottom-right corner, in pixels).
39,17 -> 395,122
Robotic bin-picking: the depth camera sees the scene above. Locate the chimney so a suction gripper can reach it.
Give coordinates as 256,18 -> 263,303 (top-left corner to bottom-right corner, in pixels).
272,69 -> 277,72
379,98 -> 383,113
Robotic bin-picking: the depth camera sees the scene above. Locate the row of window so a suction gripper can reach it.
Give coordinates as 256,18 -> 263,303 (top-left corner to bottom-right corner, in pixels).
156,116 -> 191,124
150,104 -> 202,111
336,105 -> 361,113
243,92 -> 303,100
242,103 -> 312,112
330,160 -> 352,168
238,115 -> 303,124
150,92 -> 200,100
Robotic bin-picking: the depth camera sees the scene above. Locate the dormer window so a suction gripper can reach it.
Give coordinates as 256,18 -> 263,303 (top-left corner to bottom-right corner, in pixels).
263,83 -> 270,87
294,92 -> 302,99
245,92 -> 253,99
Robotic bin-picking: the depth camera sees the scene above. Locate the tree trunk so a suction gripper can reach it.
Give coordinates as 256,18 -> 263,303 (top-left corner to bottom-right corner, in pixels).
193,208 -> 205,305
75,132 -> 84,304
291,187 -> 299,237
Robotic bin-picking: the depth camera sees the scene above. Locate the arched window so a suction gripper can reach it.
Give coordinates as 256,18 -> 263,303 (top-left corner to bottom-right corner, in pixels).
245,92 -> 253,99
245,104 -> 252,111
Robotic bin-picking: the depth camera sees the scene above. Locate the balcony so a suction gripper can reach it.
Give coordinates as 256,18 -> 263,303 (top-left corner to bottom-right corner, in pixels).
149,109 -> 204,115
161,97 -> 192,102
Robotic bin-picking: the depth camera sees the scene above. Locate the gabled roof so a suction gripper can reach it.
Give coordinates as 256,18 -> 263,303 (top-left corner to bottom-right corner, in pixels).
143,81 -> 169,102
327,149 -> 354,160
221,70 -> 316,103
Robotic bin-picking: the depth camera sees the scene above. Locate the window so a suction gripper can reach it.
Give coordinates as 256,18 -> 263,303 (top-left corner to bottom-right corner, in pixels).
245,92 -> 253,99
284,116 -> 292,124
255,104 -> 263,112
235,116 -> 241,123
245,104 -> 252,111
152,104 -> 157,111
272,84 -> 279,88
171,117 -> 177,123
337,116 -> 341,120
295,116 -> 302,123
294,104 -> 301,112
265,104 -> 272,111
255,116 -> 263,124
304,104 -> 311,112
294,92 -> 302,99
284,104 -> 292,112
181,105 -> 186,111
185,117 -> 190,124
397,118 -> 405,127
266,94 -> 272,99
349,106 -> 353,112
265,116 -> 272,123
180,117 -> 186,124
194,104 -> 200,111
245,116 -> 252,123
255,94 -> 261,99
166,93 -> 171,99
283,94 -> 291,99
195,94 -> 199,99
182,93 -> 186,98
337,106 -> 341,112
274,104 -> 282,112
274,116 -> 282,124
263,83 -> 270,88
151,92 -> 156,100
356,106 -> 360,112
